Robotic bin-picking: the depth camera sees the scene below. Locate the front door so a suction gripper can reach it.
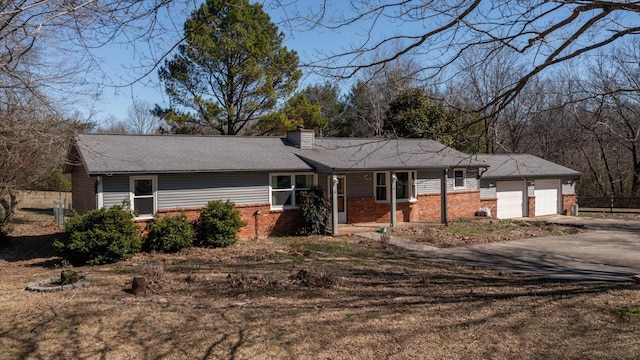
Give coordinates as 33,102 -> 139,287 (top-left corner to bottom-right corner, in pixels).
329,175 -> 347,223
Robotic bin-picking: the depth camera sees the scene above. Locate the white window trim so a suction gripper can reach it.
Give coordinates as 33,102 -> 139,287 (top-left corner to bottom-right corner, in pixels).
374,172 -> 389,203
269,172 -> 316,210
374,171 -> 417,203
453,168 -> 467,190
129,175 -> 158,219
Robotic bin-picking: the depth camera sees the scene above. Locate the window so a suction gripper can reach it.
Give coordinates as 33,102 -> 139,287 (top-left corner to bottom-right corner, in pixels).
294,174 -> 315,205
396,172 -> 410,200
374,171 -> 417,202
453,169 -> 466,189
375,172 -> 387,201
130,176 -> 157,218
270,173 -> 315,209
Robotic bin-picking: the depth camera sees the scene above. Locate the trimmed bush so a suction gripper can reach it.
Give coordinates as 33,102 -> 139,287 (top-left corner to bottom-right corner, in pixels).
144,214 -> 195,253
195,200 -> 246,248
298,186 -> 330,235
53,205 -> 141,265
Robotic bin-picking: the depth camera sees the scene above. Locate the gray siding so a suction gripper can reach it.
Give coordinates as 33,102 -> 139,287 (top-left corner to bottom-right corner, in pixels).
317,174 -> 329,194
417,171 -> 441,194
300,131 -> 314,149
481,178 -> 575,198
102,175 -> 130,208
466,169 -> 480,190
446,169 -> 480,192
479,180 -> 496,199
157,172 -> 268,208
71,163 -> 96,214
101,171 -> 330,212
562,182 -> 576,195
287,129 -> 314,149
346,173 -> 373,198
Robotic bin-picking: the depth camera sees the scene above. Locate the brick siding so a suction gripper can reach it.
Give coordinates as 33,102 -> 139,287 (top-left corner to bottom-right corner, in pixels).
528,196 -> 535,218
347,190 -> 482,224
562,194 -> 577,215
148,203 -> 304,240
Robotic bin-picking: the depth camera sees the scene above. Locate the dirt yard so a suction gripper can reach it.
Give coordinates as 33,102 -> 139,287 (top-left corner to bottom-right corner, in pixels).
1,192 -> 639,359
390,218 -> 584,248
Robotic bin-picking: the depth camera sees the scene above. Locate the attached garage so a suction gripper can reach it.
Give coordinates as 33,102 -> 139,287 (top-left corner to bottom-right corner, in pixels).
534,179 -> 560,216
477,154 -> 581,219
496,180 -> 525,219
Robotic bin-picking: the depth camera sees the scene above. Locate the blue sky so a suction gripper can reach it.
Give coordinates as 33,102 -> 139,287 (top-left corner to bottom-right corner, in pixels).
88,1 -> 357,126
83,1 -> 640,127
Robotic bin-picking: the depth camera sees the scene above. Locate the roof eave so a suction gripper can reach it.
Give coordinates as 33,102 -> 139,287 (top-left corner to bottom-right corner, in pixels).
85,167 -> 315,176
480,172 -> 583,180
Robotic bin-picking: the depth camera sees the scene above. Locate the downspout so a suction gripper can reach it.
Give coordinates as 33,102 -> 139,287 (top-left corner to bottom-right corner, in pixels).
391,172 -> 397,229
331,174 -> 339,235
441,169 -> 448,226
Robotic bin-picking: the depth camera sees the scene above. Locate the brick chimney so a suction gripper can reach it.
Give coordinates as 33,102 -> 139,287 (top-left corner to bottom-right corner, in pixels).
286,127 -> 314,149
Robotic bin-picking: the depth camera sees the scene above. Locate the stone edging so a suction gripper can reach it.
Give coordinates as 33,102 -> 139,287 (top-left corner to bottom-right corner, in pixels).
25,276 -> 91,292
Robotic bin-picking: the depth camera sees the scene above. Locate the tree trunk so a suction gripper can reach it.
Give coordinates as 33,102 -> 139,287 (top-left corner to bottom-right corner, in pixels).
131,276 -> 147,296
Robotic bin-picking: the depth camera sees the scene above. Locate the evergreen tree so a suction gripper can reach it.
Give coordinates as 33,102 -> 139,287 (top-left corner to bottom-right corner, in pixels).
156,0 -> 301,135
248,93 -> 326,136
384,89 -> 483,151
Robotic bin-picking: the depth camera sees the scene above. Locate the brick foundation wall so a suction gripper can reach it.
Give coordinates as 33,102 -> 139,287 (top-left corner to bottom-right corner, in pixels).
448,191 -> 482,219
348,190 -> 482,224
138,190 -> 487,239
148,203 -> 304,239
562,194 -> 577,215
528,196 -> 535,218
414,194 -> 441,221
347,197 -> 377,223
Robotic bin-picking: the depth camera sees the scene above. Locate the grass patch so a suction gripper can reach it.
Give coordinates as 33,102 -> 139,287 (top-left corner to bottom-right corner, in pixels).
619,306 -> 640,320
290,240 -> 351,254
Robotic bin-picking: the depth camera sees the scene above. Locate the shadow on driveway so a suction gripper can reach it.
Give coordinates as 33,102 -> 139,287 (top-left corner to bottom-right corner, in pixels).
360,216 -> 640,282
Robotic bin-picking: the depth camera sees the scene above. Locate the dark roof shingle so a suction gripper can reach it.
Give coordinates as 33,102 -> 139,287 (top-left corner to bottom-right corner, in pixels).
69,134 -> 487,175
73,134 -> 312,175
474,154 -> 581,179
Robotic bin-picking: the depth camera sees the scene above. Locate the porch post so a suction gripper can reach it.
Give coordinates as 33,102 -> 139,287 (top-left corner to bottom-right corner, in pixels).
441,169 -> 448,225
331,174 -> 339,235
390,172 -> 397,229
96,176 -> 104,209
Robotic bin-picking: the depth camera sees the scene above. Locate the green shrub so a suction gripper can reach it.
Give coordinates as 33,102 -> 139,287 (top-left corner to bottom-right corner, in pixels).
298,186 -> 330,235
195,200 -> 246,248
144,214 -> 195,253
53,205 -> 141,265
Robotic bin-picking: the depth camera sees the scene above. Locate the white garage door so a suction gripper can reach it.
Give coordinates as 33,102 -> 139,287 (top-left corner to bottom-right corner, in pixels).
496,181 -> 525,219
535,179 -> 560,216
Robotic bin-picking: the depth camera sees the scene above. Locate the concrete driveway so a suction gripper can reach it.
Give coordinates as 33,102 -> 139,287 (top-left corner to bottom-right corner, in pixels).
362,216 -> 640,282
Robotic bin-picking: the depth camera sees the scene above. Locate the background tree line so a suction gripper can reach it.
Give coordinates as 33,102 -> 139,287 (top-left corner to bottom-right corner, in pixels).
68,1 -> 640,202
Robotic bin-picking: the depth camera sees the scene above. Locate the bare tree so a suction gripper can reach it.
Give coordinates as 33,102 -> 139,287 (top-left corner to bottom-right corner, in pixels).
126,100 -> 161,134
0,0 -> 196,235
94,115 -> 129,134
580,43 -> 640,196
343,56 -> 421,137
0,89 -> 84,234
282,1 -> 640,117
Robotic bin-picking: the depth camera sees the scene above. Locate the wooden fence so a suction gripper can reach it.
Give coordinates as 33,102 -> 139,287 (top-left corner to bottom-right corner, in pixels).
578,197 -> 640,213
